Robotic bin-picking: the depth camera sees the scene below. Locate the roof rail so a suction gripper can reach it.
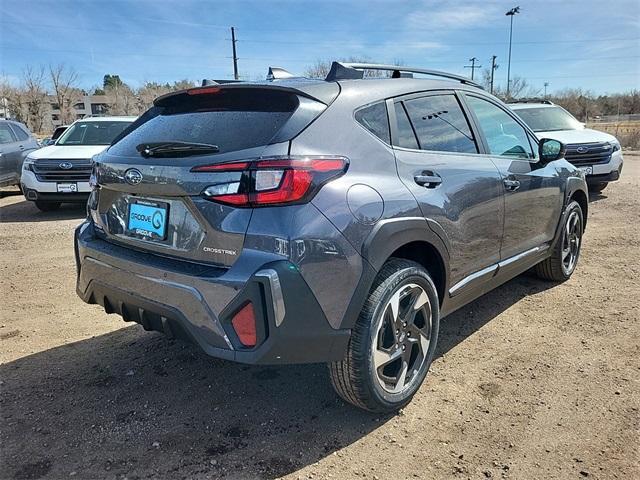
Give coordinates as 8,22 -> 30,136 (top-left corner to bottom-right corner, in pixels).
266,67 -> 295,81
509,98 -> 554,105
325,62 -> 484,89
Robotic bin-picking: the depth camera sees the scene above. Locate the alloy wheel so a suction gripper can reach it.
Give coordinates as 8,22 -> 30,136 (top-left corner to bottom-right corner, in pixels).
561,210 -> 582,275
371,283 -> 432,394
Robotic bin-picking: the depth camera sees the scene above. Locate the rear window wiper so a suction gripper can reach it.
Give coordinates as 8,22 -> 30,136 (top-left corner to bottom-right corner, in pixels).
136,141 -> 220,157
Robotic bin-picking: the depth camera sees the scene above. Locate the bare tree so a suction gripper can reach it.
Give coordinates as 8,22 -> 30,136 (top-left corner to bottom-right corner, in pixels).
49,64 -> 83,124
0,77 -> 26,122
22,66 -> 49,133
104,82 -> 138,115
137,82 -> 172,111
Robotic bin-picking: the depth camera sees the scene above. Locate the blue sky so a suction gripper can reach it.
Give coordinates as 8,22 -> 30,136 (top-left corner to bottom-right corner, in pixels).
1,0 -> 639,94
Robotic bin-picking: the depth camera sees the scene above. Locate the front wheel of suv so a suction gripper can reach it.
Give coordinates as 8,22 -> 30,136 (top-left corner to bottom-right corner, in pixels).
328,259 -> 440,412
534,200 -> 584,282
34,201 -> 61,212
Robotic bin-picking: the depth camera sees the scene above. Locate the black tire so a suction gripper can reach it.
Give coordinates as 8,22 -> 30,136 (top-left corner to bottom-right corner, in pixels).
589,182 -> 608,193
328,258 -> 440,412
534,200 -> 584,282
34,201 -> 61,212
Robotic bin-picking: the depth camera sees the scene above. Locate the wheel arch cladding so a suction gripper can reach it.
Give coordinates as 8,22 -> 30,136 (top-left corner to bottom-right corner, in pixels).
569,188 -> 588,231
339,217 -> 449,331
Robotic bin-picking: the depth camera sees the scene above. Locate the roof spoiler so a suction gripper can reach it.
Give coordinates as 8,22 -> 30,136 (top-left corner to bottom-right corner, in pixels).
325,62 -> 483,89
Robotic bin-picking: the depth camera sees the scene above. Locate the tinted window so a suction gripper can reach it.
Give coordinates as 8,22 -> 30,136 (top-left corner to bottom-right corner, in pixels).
0,124 -> 16,144
393,102 -> 419,149
403,95 -> 477,154
355,102 -> 390,143
467,96 -> 534,159
9,123 -> 29,141
110,89 -> 298,156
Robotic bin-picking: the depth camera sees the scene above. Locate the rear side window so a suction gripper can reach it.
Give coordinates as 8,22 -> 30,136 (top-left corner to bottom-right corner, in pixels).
110,89 -> 299,156
9,123 -> 29,141
355,102 -> 390,144
403,94 -> 477,154
0,124 -> 16,144
393,103 -> 419,149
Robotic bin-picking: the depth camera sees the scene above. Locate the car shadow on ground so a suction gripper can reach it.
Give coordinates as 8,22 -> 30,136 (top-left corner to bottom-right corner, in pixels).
0,274 -> 555,480
0,198 -> 85,223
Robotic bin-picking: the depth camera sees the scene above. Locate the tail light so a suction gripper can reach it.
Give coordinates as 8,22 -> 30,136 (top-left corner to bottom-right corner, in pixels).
231,302 -> 257,347
191,156 -> 349,207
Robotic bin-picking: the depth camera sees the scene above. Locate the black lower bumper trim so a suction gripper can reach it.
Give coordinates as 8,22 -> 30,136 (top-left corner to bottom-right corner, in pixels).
24,188 -> 90,202
586,170 -> 620,184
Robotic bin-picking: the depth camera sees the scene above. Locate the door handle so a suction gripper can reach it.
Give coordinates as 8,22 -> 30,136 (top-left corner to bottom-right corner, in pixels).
503,178 -> 520,191
19,145 -> 25,151
414,173 -> 442,188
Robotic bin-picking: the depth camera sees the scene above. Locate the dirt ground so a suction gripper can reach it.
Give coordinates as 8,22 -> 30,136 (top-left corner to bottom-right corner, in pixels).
1,155 -> 638,480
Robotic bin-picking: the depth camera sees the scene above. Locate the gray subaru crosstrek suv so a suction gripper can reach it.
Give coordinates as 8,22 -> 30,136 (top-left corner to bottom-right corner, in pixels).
75,63 -> 588,412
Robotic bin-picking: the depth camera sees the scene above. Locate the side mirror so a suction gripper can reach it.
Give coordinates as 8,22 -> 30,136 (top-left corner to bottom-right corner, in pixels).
538,138 -> 565,163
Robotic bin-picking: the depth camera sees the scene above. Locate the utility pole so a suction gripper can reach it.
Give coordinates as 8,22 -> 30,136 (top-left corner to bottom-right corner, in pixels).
464,57 -> 482,81
544,82 -> 549,98
505,6 -> 520,99
490,55 -> 498,94
230,26 -> 239,80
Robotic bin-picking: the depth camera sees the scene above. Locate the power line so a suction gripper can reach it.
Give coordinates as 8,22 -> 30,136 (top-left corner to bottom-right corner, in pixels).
464,57 -> 482,80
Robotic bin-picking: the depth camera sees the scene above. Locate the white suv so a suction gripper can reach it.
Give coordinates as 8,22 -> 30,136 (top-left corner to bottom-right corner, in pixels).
21,116 -> 136,211
509,101 -> 623,192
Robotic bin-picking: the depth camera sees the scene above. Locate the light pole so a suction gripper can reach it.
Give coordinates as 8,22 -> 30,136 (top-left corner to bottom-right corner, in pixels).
505,6 -> 520,99
544,82 -> 549,98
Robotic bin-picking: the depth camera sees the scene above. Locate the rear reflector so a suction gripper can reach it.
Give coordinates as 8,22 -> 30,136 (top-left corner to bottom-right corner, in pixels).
231,303 -> 257,347
192,156 -> 349,207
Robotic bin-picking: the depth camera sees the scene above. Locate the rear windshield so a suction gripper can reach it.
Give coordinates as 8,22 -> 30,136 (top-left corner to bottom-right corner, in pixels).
109,89 -> 299,156
57,121 -> 132,146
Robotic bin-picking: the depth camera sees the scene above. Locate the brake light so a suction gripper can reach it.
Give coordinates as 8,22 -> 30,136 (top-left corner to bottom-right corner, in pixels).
231,302 -> 257,347
192,156 -> 349,207
187,86 -> 221,95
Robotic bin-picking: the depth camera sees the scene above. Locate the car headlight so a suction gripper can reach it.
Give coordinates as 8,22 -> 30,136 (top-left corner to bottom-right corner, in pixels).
609,141 -> 621,152
23,157 -> 36,171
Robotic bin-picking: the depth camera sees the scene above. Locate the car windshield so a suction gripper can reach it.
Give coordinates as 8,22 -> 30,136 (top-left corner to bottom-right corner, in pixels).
512,106 -> 583,132
56,121 -> 132,146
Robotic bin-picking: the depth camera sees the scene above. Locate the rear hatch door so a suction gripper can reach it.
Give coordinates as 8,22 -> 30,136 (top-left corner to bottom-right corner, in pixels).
92,85 -> 331,267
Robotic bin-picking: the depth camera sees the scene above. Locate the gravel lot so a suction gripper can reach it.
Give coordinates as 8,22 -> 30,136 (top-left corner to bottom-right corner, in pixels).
1,154 -> 638,480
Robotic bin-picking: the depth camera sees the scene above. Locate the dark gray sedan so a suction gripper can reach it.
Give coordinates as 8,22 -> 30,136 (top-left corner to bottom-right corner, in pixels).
0,119 -> 39,187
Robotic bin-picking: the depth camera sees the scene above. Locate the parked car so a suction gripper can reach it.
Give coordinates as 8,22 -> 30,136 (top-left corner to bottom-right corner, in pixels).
509,100 -> 623,192
40,125 -> 70,147
0,119 -> 39,188
75,63 -> 588,412
21,116 -> 136,211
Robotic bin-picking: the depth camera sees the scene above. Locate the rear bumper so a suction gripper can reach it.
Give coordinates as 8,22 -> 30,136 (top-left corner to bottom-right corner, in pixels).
75,221 -> 350,364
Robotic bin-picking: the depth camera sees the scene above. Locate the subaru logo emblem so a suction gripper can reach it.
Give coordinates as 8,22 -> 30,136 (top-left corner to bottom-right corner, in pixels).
576,146 -> 589,154
59,161 -> 73,170
124,168 -> 143,185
